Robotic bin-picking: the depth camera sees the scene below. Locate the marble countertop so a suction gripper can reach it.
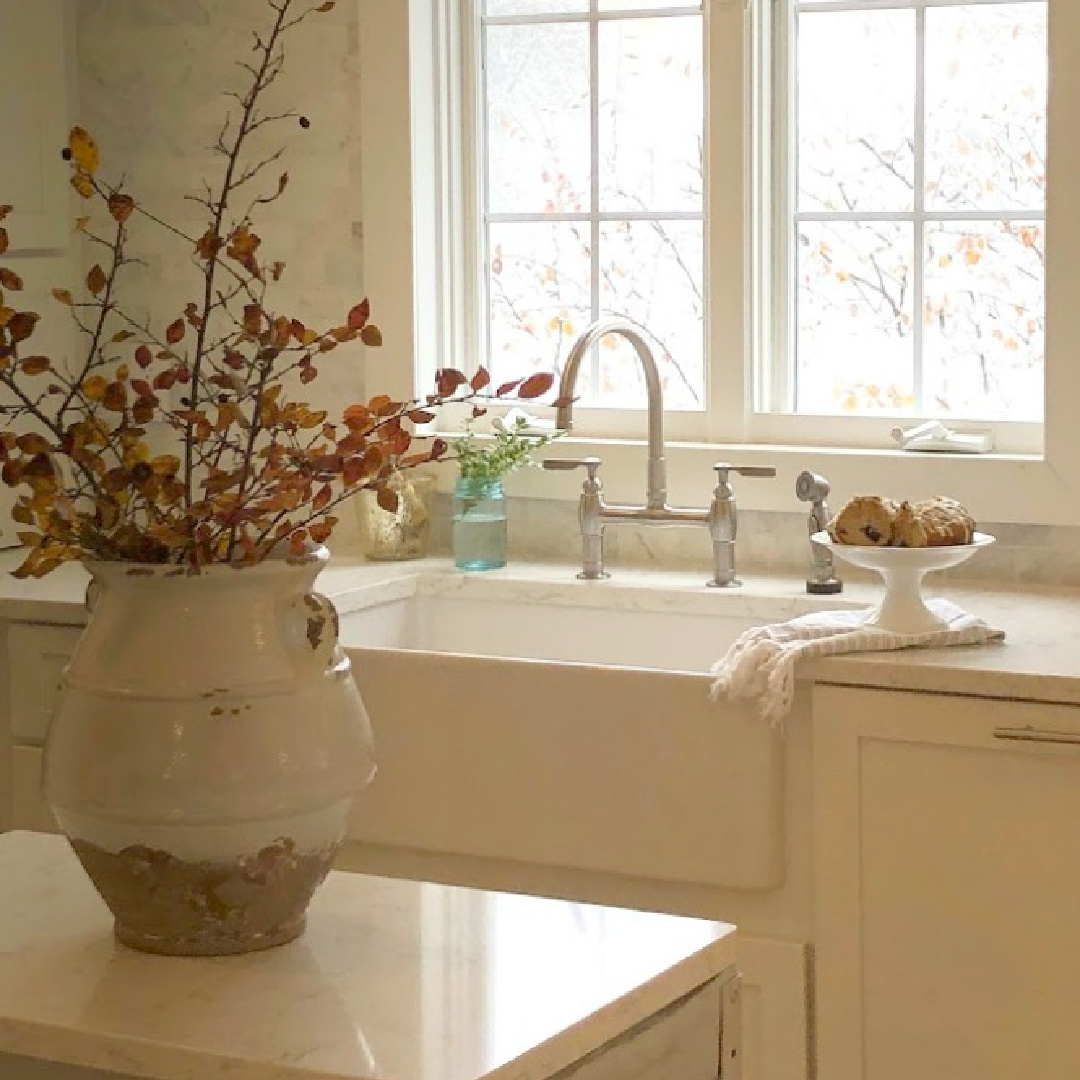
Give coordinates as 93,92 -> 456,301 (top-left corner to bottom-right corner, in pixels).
4,549 -> 1080,705
0,832 -> 736,1080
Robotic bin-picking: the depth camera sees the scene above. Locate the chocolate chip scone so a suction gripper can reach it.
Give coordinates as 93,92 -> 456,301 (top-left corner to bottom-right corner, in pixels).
893,496 -> 975,547
826,495 -> 898,546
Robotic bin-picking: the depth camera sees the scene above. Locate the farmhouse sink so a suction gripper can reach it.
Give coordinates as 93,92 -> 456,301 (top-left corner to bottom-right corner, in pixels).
338,568 -> 856,890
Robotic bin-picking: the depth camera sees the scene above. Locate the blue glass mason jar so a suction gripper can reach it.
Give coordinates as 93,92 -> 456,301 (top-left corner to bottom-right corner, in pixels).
452,476 -> 507,570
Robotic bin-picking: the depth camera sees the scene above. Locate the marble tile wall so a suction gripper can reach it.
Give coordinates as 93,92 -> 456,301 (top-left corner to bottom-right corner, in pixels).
74,0 -> 371,545
427,494 -> 1080,590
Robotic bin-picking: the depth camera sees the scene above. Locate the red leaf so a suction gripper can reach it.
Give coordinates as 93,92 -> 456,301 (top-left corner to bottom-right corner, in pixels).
165,318 -> 185,345
108,193 -> 135,224
517,372 -> 554,399
19,356 -> 49,375
376,486 -> 399,514
496,379 -> 521,397
347,299 -> 370,331
435,368 -> 467,397
8,312 -> 39,343
470,367 -> 491,392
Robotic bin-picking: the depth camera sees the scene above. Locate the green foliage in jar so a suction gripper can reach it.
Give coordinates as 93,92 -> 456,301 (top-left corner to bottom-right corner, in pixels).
452,412 -> 561,484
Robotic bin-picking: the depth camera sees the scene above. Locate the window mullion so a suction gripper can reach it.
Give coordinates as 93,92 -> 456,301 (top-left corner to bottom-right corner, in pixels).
590,0 -> 601,389
913,2 -> 926,411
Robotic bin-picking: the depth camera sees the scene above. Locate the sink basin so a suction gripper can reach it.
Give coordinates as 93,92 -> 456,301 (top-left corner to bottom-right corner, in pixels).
338,568 -> 855,890
339,570 -> 856,673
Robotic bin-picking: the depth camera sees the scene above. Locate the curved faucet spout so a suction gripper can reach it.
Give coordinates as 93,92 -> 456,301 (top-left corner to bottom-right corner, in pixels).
556,317 -> 667,510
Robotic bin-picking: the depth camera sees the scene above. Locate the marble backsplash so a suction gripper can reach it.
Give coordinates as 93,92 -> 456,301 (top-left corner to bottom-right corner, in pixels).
417,495 -> 1080,591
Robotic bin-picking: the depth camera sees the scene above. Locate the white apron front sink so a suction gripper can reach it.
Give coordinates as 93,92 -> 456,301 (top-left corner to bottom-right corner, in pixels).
338,568 -> 855,890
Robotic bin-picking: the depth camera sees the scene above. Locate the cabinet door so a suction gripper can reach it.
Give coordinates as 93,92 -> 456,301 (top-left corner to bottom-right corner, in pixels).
813,686 -> 1080,1080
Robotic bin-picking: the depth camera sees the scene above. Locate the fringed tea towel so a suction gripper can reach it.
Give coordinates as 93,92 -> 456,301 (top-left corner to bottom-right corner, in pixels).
710,599 -> 1004,726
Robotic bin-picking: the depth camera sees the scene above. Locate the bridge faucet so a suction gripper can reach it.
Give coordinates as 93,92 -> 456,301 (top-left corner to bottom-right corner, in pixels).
545,318 -> 776,584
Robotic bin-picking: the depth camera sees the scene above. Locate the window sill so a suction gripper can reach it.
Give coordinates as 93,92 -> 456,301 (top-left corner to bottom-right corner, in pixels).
438,436 -> 1071,528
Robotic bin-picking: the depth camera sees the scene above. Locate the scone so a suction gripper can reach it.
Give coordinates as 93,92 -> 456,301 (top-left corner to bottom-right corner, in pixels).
893,496 -> 975,547
826,495 -> 898,546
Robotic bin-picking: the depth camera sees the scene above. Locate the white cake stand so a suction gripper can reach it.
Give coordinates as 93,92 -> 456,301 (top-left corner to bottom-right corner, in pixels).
811,531 -> 996,634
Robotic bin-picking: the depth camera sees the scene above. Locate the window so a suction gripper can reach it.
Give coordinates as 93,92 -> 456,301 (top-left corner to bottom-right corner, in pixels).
359,0 -> 1080,525
778,0 -> 1046,425
465,0 -> 1047,445
480,1 -> 704,411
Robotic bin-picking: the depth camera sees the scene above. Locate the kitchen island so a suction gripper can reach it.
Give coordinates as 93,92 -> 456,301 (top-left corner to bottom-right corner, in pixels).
0,831 -> 738,1080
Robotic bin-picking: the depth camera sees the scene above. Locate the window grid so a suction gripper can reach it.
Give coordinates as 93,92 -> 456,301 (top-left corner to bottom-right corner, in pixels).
479,0 -> 705,397
785,0 -> 1047,418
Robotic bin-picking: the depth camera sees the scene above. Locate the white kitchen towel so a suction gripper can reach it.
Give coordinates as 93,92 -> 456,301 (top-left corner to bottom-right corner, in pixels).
710,599 -> 1004,726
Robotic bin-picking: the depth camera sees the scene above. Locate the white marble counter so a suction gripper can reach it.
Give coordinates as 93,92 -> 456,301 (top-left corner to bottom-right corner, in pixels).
4,549 -> 1080,705
0,832 -> 736,1080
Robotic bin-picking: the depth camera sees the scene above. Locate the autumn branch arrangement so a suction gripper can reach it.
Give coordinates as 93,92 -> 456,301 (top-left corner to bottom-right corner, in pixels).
0,0 -> 553,578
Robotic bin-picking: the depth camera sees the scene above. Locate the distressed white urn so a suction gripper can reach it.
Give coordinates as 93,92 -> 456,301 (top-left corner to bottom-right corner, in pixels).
43,547 -> 375,956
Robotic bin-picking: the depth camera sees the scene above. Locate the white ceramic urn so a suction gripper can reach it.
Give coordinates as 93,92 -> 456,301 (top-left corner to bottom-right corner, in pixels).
43,547 -> 376,956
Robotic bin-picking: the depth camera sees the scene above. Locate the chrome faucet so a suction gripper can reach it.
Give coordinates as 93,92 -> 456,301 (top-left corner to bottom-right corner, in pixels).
543,317 -> 776,585
555,317 -> 668,509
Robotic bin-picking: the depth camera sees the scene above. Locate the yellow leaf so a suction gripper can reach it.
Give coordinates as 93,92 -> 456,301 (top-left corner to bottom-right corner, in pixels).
52,288 -> 74,306
82,375 -> 108,401
68,127 -> 99,175
70,172 -> 94,200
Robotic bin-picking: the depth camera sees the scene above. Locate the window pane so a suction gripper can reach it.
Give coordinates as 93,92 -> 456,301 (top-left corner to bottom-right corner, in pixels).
599,0 -> 701,10
925,3 -> 1047,212
590,220 -> 704,409
488,223 -> 593,380
796,221 -> 915,414
486,24 -> 590,215
486,1 -> 587,15
797,10 -> 915,213
923,220 -> 1044,420
599,17 -> 703,214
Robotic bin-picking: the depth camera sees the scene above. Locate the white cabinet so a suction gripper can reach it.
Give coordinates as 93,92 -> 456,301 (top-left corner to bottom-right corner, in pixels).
813,685 -> 1080,1080
1,622 -> 80,832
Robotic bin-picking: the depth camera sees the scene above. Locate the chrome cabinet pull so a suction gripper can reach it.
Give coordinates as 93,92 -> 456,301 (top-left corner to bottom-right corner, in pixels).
992,726 -> 1080,747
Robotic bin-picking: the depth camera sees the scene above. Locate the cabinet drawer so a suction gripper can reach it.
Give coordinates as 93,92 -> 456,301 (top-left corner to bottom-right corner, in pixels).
11,746 -> 55,833
8,624 -> 82,744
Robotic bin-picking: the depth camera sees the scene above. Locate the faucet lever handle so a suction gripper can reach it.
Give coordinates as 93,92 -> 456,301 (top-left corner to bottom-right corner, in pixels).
713,462 -> 778,482
542,456 -> 603,486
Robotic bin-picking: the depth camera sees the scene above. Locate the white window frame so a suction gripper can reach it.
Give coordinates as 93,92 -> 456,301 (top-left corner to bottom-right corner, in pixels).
753,0 -> 1044,455
359,0 -> 1080,529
